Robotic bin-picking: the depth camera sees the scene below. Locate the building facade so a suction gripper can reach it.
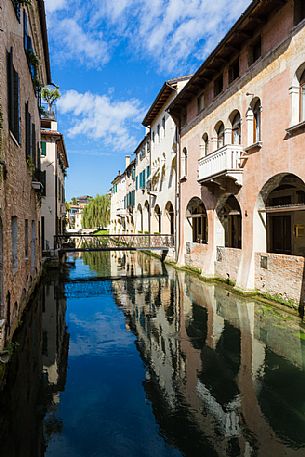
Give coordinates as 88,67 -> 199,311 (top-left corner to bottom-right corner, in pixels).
0,0 -> 51,349
143,77 -> 190,237
169,0 -> 305,304
134,135 -> 151,233
110,170 -> 127,233
41,117 -> 68,251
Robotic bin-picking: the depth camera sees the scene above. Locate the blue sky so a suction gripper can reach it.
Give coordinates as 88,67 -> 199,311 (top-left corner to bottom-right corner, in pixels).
45,0 -> 251,200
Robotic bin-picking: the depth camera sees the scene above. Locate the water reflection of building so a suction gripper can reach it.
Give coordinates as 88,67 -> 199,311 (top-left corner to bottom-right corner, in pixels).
112,255 -> 305,457
0,267 -> 69,457
0,286 -> 44,457
42,268 -> 69,398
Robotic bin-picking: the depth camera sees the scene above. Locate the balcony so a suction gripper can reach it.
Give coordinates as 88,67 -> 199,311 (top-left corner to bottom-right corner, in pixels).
40,102 -> 56,121
198,145 -> 243,186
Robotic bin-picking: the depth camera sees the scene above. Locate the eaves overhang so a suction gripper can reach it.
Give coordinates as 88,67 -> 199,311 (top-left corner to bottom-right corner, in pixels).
142,75 -> 192,127
168,0 -> 289,117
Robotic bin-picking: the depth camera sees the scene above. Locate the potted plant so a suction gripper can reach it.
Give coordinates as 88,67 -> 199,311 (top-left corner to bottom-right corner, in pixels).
41,86 -> 61,116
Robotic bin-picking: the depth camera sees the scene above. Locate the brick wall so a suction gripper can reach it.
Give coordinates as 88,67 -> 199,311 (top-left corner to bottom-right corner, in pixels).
255,253 -> 305,304
185,242 -> 209,271
215,247 -> 242,283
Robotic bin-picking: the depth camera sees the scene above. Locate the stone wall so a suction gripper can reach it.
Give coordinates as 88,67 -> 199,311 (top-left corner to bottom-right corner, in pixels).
215,247 -> 242,283
255,253 -> 305,304
185,242 -> 209,271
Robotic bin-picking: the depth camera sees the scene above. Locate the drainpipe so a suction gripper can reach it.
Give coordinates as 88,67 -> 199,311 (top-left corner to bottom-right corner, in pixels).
175,122 -> 181,263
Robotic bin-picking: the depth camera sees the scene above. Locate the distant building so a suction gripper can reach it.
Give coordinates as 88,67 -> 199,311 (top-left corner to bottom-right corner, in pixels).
40,117 -> 68,251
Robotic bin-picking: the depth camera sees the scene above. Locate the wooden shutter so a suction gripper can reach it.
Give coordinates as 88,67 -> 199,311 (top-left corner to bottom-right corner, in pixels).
23,11 -> 28,50
7,49 -> 14,133
14,70 -> 21,143
31,124 -> 36,166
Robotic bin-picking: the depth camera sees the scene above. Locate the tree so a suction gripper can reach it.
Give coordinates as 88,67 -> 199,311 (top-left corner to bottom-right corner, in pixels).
41,86 -> 61,114
70,197 -> 78,205
81,194 -> 110,229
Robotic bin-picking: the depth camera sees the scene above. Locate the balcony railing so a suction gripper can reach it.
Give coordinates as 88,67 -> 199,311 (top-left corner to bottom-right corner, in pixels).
198,144 -> 243,186
40,102 -> 56,121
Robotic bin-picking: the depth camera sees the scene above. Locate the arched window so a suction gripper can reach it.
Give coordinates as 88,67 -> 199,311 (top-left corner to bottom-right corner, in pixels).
216,122 -> 225,149
202,133 -> 209,155
165,201 -> 174,235
252,99 -> 261,143
154,205 -> 161,233
300,69 -> 305,122
231,113 -> 241,145
186,197 -> 208,243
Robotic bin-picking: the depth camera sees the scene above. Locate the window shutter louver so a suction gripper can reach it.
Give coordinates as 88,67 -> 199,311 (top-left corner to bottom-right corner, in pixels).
7,49 -> 14,133
14,71 -> 21,143
23,11 -> 28,50
31,124 -> 36,166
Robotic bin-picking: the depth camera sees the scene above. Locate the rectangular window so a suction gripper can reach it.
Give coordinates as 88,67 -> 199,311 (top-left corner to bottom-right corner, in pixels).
249,36 -> 261,66
157,124 -> 160,141
23,11 -> 28,50
228,58 -> 240,84
197,93 -> 205,113
11,216 -> 18,272
25,219 -> 28,259
136,176 -> 138,190
31,123 -> 36,166
7,48 -> 21,144
214,74 -> 223,97
25,102 -> 31,158
146,166 -> 150,178
41,141 -> 46,156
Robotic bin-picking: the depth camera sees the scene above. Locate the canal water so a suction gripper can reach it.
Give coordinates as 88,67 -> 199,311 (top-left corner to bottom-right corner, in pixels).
1,251 -> 305,457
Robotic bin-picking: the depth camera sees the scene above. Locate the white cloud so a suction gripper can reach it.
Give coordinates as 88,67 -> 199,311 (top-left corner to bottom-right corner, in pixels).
55,18 -> 110,67
58,90 -> 144,152
44,0 -> 66,13
92,0 -> 252,72
46,0 -> 251,72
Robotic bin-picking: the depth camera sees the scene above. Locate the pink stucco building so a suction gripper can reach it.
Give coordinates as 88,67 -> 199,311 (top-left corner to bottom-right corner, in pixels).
169,0 -> 305,305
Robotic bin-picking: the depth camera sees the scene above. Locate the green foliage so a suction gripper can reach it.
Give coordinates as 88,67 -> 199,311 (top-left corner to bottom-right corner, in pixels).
82,194 -> 110,229
26,156 -> 35,176
27,49 -> 39,67
82,251 -> 111,276
94,229 -> 109,235
41,86 -> 61,111
71,197 -> 78,205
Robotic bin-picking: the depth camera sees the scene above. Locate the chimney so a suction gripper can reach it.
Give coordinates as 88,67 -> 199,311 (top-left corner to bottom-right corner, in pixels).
125,155 -> 131,168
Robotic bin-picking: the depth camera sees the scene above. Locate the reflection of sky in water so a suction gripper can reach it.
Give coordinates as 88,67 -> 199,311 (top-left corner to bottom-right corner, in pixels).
45,254 -> 305,457
46,277 -> 181,457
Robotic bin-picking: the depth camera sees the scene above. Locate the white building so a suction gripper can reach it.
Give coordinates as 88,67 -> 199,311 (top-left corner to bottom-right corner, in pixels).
110,168 -> 127,233
142,76 -> 190,236
134,134 -> 151,233
40,117 -> 68,251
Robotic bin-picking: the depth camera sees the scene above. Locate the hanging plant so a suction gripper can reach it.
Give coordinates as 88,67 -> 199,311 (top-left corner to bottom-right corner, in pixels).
27,49 -> 39,68
26,156 -> 35,176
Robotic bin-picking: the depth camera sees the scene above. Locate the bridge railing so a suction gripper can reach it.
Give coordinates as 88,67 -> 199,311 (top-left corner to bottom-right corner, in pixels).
54,233 -> 175,251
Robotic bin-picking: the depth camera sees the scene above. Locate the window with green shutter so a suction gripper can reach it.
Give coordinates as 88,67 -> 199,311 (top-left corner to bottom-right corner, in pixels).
41,141 -> 46,156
